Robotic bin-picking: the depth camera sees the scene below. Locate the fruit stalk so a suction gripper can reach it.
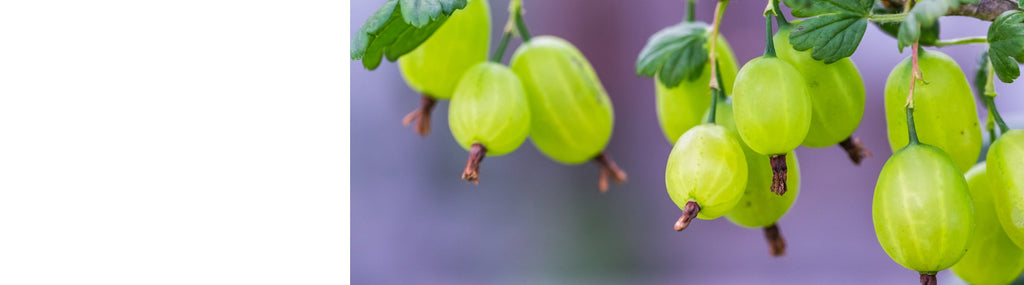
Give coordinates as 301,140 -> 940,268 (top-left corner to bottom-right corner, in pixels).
402,95 -> 438,137
770,154 -> 788,195
763,224 -> 786,257
512,0 -> 531,42
674,201 -> 701,231
906,107 -> 919,145
707,0 -> 728,91
762,14 -> 776,58
905,42 -> 921,145
770,0 -> 789,27
706,63 -> 725,125
491,31 -> 513,63
839,137 -> 872,165
920,273 -> 936,285
983,96 -> 1009,135
594,152 -> 628,193
981,59 -> 1010,135
685,0 -> 695,22
989,121 -> 998,143
905,43 -> 921,109
706,88 -> 720,124
462,143 -> 487,183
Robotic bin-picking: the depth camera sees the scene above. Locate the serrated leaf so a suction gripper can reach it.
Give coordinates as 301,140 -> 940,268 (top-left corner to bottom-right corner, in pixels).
784,0 -> 870,18
399,0 -> 467,27
987,10 -> 1024,83
785,0 -> 871,63
635,22 -> 711,88
782,0 -> 813,15
351,0 -> 467,70
790,15 -> 867,62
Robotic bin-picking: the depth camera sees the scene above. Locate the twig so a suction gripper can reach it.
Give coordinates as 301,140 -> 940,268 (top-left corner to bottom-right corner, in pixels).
888,0 -> 1020,21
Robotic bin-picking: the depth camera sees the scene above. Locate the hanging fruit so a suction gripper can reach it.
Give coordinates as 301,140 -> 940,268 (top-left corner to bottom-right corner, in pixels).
951,163 -> 1024,285
448,61 -> 531,183
396,0 -> 491,136
732,14 -> 811,196
511,32 -> 626,191
884,50 -> 981,173
773,14 -> 869,165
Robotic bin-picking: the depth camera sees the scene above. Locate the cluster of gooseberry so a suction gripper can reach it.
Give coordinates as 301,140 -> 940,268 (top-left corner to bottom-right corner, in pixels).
354,0 -> 1024,283
373,0 -> 627,191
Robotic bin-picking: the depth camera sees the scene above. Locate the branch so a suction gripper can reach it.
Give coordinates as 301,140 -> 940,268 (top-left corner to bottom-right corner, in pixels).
886,0 -> 1022,21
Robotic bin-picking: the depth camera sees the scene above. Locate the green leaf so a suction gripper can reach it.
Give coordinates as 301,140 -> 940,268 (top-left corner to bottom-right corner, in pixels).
987,10 -> 1024,83
786,0 -> 871,63
399,0 -> 466,27
784,0 -> 870,18
781,0 -> 812,16
635,22 -> 710,88
351,0 -> 467,70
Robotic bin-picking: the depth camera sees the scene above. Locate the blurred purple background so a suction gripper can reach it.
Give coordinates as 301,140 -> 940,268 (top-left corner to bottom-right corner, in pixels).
351,1 -> 1024,284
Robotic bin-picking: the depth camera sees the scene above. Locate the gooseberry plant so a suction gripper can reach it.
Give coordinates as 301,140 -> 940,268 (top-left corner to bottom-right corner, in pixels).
353,0 -> 1024,283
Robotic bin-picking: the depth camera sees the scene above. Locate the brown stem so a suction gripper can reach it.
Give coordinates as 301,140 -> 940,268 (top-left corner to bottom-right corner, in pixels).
402,95 -> 437,137
886,0 -> 1020,21
461,143 -> 486,184
763,224 -> 786,257
919,273 -> 936,285
769,154 -> 788,196
594,152 -> 628,193
674,201 -> 701,231
838,136 -> 872,166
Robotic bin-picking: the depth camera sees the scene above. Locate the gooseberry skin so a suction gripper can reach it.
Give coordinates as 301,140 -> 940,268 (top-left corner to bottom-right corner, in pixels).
951,163 -> 1024,285
665,124 -> 748,220
884,50 -> 981,172
709,102 -> 800,227
873,143 -> 974,274
510,36 -> 614,164
988,130 -> 1024,248
656,35 -> 739,144
773,26 -> 865,148
448,63 -> 531,156
398,0 -> 491,99
731,57 -> 812,156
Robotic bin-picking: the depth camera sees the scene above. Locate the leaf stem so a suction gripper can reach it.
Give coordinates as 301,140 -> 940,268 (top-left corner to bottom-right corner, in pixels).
490,31 -> 513,63
513,0 -> 532,42
933,36 -> 987,47
867,13 -> 908,22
